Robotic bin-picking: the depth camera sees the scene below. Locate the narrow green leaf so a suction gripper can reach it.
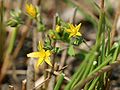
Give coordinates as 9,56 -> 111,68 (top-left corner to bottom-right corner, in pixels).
54,73 -> 64,90
88,77 -> 99,90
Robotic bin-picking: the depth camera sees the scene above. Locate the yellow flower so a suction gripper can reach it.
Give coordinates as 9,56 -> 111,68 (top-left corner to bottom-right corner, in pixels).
27,41 -> 52,68
56,25 -> 61,33
25,3 -> 37,18
66,23 -> 82,38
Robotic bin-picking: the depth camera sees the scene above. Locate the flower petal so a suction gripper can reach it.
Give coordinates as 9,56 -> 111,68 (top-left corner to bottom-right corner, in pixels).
27,52 -> 42,58
36,58 -> 44,68
66,29 -> 72,33
25,3 -> 36,18
76,23 -> 81,32
45,58 -> 52,67
45,50 -> 51,57
69,24 -> 75,30
69,33 -> 75,38
38,41 -> 43,51
76,32 -> 82,36
25,4 -> 29,10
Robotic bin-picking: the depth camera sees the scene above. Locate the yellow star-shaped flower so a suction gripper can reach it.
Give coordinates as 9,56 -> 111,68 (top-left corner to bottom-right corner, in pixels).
25,3 -> 37,18
66,23 -> 82,38
27,41 -> 52,68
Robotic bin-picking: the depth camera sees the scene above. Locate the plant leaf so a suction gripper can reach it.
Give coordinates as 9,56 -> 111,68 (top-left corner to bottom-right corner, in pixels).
68,45 -> 75,56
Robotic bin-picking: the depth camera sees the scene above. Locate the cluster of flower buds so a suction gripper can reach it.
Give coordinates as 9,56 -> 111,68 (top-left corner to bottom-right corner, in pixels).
7,9 -> 23,27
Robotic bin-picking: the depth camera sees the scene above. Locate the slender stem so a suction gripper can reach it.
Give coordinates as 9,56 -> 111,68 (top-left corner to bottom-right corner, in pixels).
12,19 -> 32,59
0,0 -> 6,61
52,13 -> 58,66
33,28 -> 37,52
0,27 -> 18,83
59,49 -> 67,70
72,7 -> 77,25
27,59 -> 35,90
88,77 -> 99,90
34,75 -> 50,89
47,14 -> 58,90
7,27 -> 18,54
54,73 -> 64,90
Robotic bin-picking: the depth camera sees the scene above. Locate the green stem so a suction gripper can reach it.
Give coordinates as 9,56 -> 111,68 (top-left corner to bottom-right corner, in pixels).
96,10 -> 105,48
88,77 -> 99,90
106,30 -> 110,56
71,65 -> 86,88
54,73 -> 64,90
111,46 -> 119,63
7,27 -> 18,54
101,33 -> 105,63
64,56 -> 86,90
0,0 -> 6,61
84,63 -> 98,90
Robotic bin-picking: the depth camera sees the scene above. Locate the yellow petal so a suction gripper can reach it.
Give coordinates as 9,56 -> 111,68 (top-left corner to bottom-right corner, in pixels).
69,33 -> 74,38
38,41 -> 43,51
40,50 -> 46,58
45,58 -> 52,67
27,52 -> 42,58
25,3 -> 36,18
45,50 -> 51,57
69,24 -> 75,30
30,4 -> 33,9
76,32 -> 82,36
76,23 -> 81,32
25,4 -> 29,10
36,58 -> 44,68
66,29 -> 72,33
